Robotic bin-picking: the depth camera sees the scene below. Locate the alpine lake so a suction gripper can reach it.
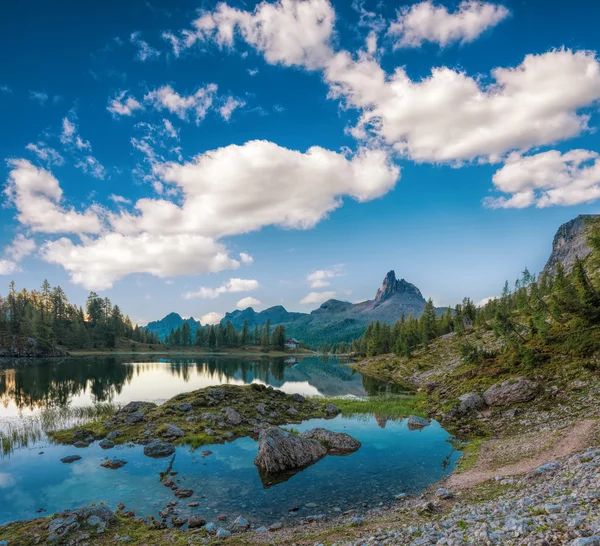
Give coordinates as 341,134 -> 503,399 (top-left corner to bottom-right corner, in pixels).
0,355 -> 461,528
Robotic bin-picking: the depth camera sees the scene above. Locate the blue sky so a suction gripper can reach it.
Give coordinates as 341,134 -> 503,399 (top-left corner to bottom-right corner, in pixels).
1,0 -> 600,326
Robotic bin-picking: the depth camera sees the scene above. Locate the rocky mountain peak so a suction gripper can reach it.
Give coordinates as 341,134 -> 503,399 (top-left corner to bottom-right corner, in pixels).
375,271 -> 423,303
543,215 -> 599,275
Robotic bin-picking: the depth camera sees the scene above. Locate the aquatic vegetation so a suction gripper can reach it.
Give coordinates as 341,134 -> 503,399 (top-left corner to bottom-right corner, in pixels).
321,394 -> 428,420
0,403 -> 118,456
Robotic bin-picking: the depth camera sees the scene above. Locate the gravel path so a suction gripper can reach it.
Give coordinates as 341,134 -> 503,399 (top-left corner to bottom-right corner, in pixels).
445,419 -> 598,489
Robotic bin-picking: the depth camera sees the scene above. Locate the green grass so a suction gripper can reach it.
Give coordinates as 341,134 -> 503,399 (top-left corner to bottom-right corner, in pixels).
321,394 -> 428,420
1,403 -> 119,456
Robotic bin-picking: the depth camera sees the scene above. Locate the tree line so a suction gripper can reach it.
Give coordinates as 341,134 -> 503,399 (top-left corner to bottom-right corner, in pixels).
0,280 -> 160,352
163,319 -> 288,351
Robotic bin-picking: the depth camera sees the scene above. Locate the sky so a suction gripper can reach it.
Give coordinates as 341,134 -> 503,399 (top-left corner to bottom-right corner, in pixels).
1,0 -> 600,326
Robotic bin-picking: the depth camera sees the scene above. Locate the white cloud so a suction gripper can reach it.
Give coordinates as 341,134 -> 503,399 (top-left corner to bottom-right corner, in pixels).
163,119 -> 179,139
109,194 -> 132,205
183,0 -> 335,69
29,91 -> 49,105
74,156 -> 106,180
144,84 -> 218,123
5,234 -> 36,261
107,91 -> 144,117
61,118 -> 76,144
300,290 -> 336,304
25,143 -> 64,166
388,1 -> 509,48
237,296 -> 261,309
219,96 -> 245,121
239,252 -> 254,264
200,311 -> 225,325
0,260 -> 18,275
183,278 -> 260,299
42,234 -> 239,291
130,31 -> 161,61
6,139 -> 397,290
0,85 -> 12,94
307,268 -> 342,288
485,149 -> 600,209
325,48 -> 600,163
162,31 -> 183,57
248,68 -> 259,76
5,159 -> 103,234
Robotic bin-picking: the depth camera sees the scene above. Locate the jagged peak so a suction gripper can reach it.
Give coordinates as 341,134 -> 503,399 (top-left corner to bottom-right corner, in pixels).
374,270 -> 424,303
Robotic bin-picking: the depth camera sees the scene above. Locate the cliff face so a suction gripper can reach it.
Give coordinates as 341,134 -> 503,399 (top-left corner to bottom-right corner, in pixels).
543,215 -> 598,275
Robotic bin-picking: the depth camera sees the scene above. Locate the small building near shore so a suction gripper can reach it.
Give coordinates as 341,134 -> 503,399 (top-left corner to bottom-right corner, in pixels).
285,337 -> 300,349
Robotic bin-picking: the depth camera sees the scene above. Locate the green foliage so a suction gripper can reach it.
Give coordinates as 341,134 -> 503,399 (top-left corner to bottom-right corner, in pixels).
0,281 -> 159,353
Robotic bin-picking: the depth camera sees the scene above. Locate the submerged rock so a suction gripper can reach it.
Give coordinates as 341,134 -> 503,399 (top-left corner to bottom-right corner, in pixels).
143,441 -> 176,458
60,455 -> 82,463
174,488 -> 194,498
99,439 -> 115,450
299,428 -> 361,454
254,427 -> 326,475
188,515 -> 206,528
483,377 -> 539,407
100,458 -> 127,469
407,415 -> 431,430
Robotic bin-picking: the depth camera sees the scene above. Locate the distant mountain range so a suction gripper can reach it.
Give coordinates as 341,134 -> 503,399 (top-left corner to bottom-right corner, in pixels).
145,270 -> 437,346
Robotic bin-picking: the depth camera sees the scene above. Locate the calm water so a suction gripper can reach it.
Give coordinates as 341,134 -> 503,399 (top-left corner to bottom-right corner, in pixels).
0,355 -> 460,526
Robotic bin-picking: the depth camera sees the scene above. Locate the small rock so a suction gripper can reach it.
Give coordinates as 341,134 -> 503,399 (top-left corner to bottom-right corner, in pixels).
325,403 -> 340,416
436,488 -> 453,499
292,393 -> 305,403
216,528 -> 232,538
188,502 -> 200,507
100,458 -> 127,469
232,515 -> 249,530
143,441 -> 176,458
255,525 -> 269,533
174,488 -> 193,498
99,439 -> 115,450
268,522 -> 283,531
178,403 -> 192,412
60,455 -> 82,463
188,515 -> 206,528
223,407 -> 242,425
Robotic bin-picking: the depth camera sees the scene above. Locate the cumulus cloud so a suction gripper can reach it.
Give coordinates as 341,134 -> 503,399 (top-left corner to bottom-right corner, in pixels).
485,149 -> 600,208
219,96 -> 245,121
325,48 -> 600,163
144,84 -> 218,123
300,290 -> 336,304
5,159 -> 103,234
388,1 -> 509,48
183,278 -> 260,299
26,142 -> 64,166
5,234 -> 36,262
109,194 -> 132,205
237,296 -> 261,309
240,252 -> 254,264
181,0 -> 335,69
130,31 -> 161,61
107,91 -> 144,117
74,156 -> 106,180
0,260 -> 18,275
307,268 -> 343,288
6,138 -> 397,289
42,234 -> 239,291
201,311 -> 225,325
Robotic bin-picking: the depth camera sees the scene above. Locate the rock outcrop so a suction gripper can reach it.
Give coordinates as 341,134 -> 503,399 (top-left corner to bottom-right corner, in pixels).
143,441 -> 176,458
299,428 -> 361,454
254,427 -> 327,475
483,378 -> 539,407
543,215 -> 598,275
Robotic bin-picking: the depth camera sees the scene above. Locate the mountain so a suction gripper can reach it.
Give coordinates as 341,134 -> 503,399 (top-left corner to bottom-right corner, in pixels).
146,271 -> 436,345
145,313 -> 201,340
543,214 -> 599,275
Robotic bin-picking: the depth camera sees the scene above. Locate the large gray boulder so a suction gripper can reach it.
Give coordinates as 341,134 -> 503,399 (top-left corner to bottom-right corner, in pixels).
483,378 -> 539,407
458,392 -> 487,413
300,428 -> 361,454
254,427 -> 326,475
143,441 -> 176,458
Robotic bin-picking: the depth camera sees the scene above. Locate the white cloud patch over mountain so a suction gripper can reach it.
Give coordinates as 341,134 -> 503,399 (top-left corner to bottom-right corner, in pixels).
307,268 -> 343,288
388,1 -> 510,49
237,296 -> 261,309
300,290 -> 336,304
183,278 -> 260,299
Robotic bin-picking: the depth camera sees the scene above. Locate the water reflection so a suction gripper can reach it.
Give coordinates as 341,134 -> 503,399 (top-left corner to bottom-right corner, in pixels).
0,356 -> 401,417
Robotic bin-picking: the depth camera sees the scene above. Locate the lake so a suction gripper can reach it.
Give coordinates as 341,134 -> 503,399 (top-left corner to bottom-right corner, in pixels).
0,355 -> 460,527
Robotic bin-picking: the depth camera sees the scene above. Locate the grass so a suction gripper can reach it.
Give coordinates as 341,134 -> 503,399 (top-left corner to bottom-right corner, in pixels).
321,394 -> 428,420
452,436 -> 488,473
0,403 -> 119,456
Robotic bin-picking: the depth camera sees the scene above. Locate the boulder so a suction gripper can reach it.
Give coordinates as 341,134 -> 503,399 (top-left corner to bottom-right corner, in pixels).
292,393 -> 305,403
407,415 -> 431,430
100,458 -> 127,469
232,515 -> 250,530
161,424 -> 185,439
188,516 -> 206,528
325,403 -> 340,416
458,392 -> 487,413
254,427 -> 326,475
178,403 -> 192,412
483,378 -> 539,407
174,488 -> 194,498
143,441 -> 176,458
223,407 -> 242,425
60,455 -> 81,464
99,439 -> 115,450
125,412 -> 144,425
299,428 -> 361,454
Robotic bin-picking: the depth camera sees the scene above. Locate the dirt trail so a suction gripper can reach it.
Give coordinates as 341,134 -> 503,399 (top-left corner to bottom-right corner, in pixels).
446,419 -> 598,490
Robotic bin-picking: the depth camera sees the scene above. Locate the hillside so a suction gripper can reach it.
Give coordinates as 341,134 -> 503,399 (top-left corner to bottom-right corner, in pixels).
144,313 -> 201,340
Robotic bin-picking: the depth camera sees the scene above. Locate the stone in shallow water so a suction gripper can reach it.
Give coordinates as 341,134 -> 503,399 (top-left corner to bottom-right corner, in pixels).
407,415 -> 431,430
205,522 -> 217,533
216,528 -> 231,538
232,515 -> 249,530
188,515 -> 206,528
325,403 -> 340,416
143,441 -> 175,458
99,439 -> 115,450
100,458 -> 127,469
300,428 -> 361,454
174,488 -> 194,498
60,455 -> 82,463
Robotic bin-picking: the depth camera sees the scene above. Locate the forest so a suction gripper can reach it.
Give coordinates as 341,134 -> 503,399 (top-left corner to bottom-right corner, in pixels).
163,319 -> 288,351
0,281 -> 160,353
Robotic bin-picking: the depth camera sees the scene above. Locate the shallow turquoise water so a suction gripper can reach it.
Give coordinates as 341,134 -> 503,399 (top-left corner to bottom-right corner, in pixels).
0,356 -> 459,526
